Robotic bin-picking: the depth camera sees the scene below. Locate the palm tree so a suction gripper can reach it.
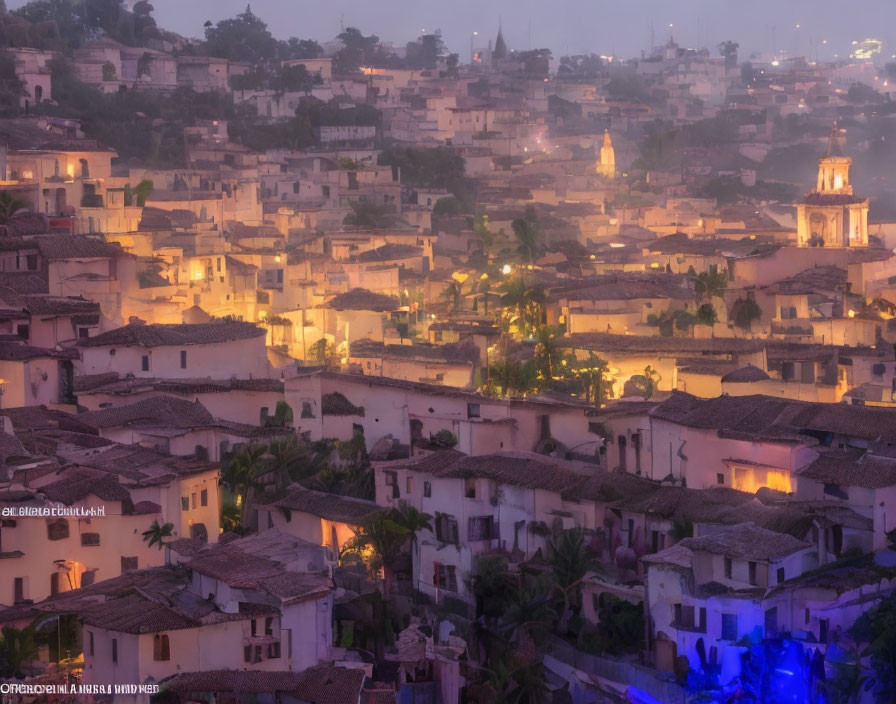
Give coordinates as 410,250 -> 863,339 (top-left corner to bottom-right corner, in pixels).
500,278 -> 545,337
474,213 -> 497,258
547,528 -> 594,631
310,337 -> 336,368
142,520 -> 174,550
533,325 -> 565,382
511,217 -> 540,265
695,268 -> 727,301
345,511 -> 411,597
264,435 -> 304,490
392,502 -> 433,534
694,267 -> 727,327
220,443 -> 270,529
561,351 -> 611,405
0,191 -> 28,225
500,574 -> 557,645
307,466 -> 348,494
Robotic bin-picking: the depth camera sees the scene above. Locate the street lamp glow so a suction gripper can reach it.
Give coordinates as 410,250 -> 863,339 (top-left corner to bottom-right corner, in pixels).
502,264 -> 512,275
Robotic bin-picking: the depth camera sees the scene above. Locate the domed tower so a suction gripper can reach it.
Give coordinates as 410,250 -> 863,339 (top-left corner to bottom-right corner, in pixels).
597,130 -> 616,180
796,127 -> 869,247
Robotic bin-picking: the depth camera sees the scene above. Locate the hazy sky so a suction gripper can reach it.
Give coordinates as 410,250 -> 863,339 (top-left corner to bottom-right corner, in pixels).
9,0 -> 896,62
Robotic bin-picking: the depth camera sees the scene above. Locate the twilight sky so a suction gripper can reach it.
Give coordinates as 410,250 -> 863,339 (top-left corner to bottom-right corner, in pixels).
9,0 -> 896,62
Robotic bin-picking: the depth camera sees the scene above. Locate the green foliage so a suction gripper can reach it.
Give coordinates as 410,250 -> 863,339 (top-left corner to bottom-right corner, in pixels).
432,429 -> 458,448
579,594 -> 644,656
310,337 -> 337,367
431,196 -> 464,217
547,528 -> 592,616
696,267 -> 728,300
850,593 -> 896,702
405,31 -> 444,70
512,216 -> 540,264
45,57 -> 239,166
345,510 -> 412,575
472,556 -> 516,620
334,27 -> 381,74
220,442 -> 269,528
343,201 -> 400,229
485,358 -> 539,398
500,277 -> 545,336
730,293 -> 763,330
0,190 -> 29,224
558,351 -> 611,405
473,213 -> 497,252
378,146 -> 473,205
533,324 -> 565,381
141,519 -> 174,549
646,308 -> 696,336
220,502 -> 240,533
203,6 -> 278,64
696,303 -> 718,326
0,625 -> 37,678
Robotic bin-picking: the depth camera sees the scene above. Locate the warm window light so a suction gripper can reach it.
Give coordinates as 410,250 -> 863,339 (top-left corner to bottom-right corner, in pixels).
66,164 -> 75,178
502,264 -> 512,275
848,309 -> 856,318
274,255 -> 281,263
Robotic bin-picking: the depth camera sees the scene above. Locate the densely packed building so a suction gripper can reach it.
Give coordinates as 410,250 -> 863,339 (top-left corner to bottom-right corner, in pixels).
0,3 -> 895,703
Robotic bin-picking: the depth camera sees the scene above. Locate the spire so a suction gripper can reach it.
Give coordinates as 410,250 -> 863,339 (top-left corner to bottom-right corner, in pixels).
825,124 -> 845,158
493,21 -> 508,61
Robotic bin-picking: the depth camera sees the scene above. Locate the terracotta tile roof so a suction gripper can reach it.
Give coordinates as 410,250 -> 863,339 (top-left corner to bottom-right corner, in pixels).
323,288 -> 398,312
798,448 -> 896,489
0,341 -> 72,361
185,530 -> 330,597
562,333 -> 766,355
40,467 -> 136,513
20,295 -> 99,317
353,243 -> 422,262
721,365 -> 770,383
0,431 -> 28,463
0,405 -> 98,434
77,321 -> 266,347
78,396 -> 216,430
74,374 -> 283,396
762,265 -> 846,295
550,272 -> 694,302
351,338 -> 478,365
273,486 -> 382,524
678,522 -> 811,561
161,666 -> 365,702
31,234 -> 126,260
0,272 -> 49,294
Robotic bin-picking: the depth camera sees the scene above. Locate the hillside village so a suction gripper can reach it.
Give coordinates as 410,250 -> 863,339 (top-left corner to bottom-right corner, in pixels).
1,2 -> 896,703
